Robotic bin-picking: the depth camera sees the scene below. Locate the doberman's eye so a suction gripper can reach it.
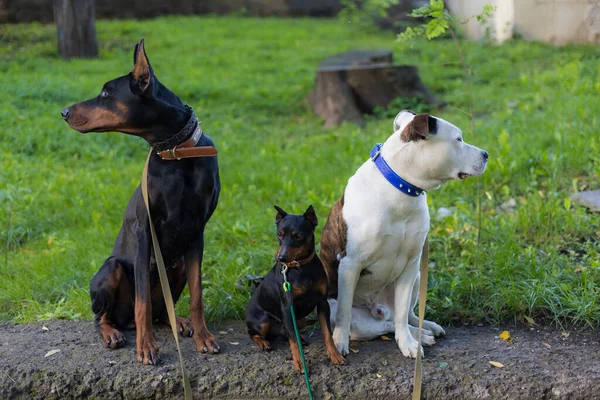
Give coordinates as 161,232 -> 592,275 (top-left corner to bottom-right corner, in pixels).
100,90 -> 109,98
457,137 -> 463,142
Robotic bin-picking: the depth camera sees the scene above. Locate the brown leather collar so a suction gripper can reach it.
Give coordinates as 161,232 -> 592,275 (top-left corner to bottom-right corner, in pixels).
277,250 -> 316,269
156,124 -> 218,160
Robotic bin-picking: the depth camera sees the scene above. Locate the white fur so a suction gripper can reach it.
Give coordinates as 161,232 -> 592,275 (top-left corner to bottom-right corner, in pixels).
331,111 -> 488,358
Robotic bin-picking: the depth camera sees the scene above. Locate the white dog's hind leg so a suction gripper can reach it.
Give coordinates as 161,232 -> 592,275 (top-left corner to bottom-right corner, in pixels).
408,273 -> 446,337
329,299 -> 394,340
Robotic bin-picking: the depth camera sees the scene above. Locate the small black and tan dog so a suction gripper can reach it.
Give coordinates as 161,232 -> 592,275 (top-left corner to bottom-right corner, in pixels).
245,205 -> 345,371
62,40 -> 220,365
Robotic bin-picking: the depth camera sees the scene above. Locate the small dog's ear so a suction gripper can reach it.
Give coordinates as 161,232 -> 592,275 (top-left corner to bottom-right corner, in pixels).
400,113 -> 437,142
303,205 -> 318,227
274,205 -> 287,224
131,39 -> 153,94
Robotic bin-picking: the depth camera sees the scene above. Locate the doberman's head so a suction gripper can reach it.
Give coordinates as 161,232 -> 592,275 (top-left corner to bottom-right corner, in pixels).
274,205 -> 318,264
61,39 -> 189,145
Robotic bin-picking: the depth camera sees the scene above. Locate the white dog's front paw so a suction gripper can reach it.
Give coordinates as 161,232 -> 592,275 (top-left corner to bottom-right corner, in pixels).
333,326 -> 349,356
409,326 -> 435,346
396,331 -> 423,359
422,320 -> 446,337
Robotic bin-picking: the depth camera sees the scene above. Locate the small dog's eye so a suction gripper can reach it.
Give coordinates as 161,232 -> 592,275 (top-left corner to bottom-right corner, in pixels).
100,90 -> 109,98
277,231 -> 284,238
457,137 -> 463,142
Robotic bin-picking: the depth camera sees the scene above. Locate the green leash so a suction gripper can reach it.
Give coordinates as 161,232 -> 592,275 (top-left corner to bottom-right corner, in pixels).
281,264 -> 314,400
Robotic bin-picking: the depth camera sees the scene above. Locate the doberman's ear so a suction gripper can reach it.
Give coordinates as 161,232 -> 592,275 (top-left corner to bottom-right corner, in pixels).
274,205 -> 287,224
400,113 -> 437,142
131,39 -> 153,94
303,205 -> 318,227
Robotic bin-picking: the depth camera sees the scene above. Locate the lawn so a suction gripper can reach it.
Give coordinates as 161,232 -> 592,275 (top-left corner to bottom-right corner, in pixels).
1,16 -> 599,328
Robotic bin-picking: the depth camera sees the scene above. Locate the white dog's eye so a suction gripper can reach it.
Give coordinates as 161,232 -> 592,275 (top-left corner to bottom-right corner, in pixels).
457,137 -> 463,142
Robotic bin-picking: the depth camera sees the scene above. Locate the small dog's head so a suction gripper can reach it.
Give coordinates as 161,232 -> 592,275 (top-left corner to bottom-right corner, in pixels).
274,205 -> 318,264
389,110 -> 488,189
61,39 -> 183,136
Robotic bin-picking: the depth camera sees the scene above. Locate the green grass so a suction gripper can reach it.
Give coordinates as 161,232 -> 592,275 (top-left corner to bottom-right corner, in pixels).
1,16 -> 599,328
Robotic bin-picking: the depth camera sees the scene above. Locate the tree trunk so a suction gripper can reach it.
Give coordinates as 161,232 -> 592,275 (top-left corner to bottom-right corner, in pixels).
54,0 -> 98,59
308,50 -> 443,128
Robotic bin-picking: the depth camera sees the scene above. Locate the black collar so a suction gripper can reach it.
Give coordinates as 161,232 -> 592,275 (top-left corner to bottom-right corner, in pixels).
151,105 -> 199,152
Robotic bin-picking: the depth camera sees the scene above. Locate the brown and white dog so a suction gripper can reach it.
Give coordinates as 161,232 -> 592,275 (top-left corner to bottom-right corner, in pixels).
320,110 -> 488,358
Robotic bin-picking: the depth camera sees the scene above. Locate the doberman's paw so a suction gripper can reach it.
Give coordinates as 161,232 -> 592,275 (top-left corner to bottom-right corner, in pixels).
137,337 -> 160,365
100,326 -> 126,350
174,317 -> 193,338
194,331 -> 220,354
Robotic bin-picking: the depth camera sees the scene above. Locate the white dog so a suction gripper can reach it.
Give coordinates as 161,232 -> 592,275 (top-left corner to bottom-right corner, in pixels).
320,110 -> 488,358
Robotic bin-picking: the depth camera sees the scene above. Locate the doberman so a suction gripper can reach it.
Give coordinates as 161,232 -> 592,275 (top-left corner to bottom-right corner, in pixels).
61,40 -> 221,365
245,206 -> 345,372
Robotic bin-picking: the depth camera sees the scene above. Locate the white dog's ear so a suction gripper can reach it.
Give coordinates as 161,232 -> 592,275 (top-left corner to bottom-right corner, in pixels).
400,113 -> 437,142
393,110 -> 416,132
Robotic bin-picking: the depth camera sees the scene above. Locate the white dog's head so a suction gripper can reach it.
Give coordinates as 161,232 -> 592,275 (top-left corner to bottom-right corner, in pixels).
384,110 -> 488,190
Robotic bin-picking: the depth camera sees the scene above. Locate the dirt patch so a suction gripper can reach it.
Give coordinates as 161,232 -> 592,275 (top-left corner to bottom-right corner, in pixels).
1,320 -> 599,399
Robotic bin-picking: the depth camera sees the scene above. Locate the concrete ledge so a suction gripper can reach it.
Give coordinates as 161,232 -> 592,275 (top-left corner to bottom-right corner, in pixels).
1,320 -> 599,399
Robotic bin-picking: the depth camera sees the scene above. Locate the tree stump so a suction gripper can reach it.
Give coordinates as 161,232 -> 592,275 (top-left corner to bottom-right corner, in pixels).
54,0 -> 98,58
308,50 -> 443,128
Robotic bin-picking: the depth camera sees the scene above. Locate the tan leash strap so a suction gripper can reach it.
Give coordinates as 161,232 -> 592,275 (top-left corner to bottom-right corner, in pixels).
142,150 -> 193,400
412,235 -> 429,400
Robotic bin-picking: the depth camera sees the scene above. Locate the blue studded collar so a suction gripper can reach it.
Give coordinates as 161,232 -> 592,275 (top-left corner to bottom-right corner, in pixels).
369,143 -> 425,197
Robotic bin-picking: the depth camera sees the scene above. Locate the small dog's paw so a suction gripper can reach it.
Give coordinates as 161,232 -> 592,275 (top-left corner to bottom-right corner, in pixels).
329,349 -> 346,365
252,336 -> 272,351
422,320 -> 446,337
332,327 -> 349,356
396,333 -> 423,359
292,356 -> 305,373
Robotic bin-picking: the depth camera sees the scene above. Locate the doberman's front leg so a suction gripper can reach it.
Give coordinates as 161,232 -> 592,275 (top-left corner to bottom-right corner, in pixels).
317,298 -> 345,366
134,226 -> 159,365
186,235 -> 220,354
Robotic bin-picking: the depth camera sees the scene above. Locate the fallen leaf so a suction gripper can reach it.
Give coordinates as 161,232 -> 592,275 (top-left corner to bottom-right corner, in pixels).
439,362 -> 448,368
44,349 -> 61,358
219,331 -> 228,335
499,331 -> 511,341
229,342 -> 240,345
542,342 -> 552,349
303,349 -> 309,354
524,315 -> 536,325
376,373 -> 382,379
561,331 -> 570,338
380,335 -> 392,341
489,361 -> 504,368
349,348 -> 359,354
42,326 -> 49,332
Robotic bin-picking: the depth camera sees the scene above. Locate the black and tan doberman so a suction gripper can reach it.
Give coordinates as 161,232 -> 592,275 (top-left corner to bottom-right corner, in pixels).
62,39 -> 220,365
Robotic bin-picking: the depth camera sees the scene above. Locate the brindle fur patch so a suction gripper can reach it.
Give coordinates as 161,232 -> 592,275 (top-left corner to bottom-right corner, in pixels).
319,195 -> 347,298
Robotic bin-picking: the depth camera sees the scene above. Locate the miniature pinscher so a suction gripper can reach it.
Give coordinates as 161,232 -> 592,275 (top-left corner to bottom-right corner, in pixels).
62,40 -> 221,365
245,205 -> 345,372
